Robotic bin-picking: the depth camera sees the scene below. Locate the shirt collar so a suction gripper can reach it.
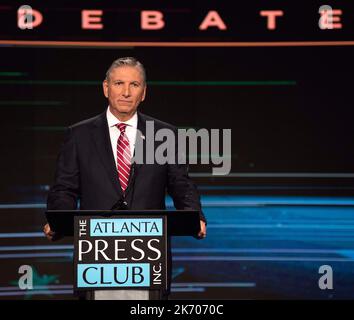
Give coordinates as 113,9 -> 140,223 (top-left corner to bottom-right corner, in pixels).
106,106 -> 138,129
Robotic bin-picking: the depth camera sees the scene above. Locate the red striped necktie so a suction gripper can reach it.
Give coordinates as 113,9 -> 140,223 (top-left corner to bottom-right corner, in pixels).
116,123 -> 131,192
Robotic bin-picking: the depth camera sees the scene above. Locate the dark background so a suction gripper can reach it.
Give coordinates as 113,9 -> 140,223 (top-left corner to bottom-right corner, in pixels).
0,0 -> 353,300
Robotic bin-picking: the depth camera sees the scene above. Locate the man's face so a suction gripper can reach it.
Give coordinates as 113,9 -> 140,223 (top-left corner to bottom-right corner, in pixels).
103,66 -> 146,120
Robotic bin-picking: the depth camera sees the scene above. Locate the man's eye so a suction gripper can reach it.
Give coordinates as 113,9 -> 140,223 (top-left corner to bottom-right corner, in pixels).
115,82 -> 123,86
132,83 -> 139,87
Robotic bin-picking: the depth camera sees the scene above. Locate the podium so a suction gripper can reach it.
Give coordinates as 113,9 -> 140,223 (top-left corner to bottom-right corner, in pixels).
45,209 -> 200,299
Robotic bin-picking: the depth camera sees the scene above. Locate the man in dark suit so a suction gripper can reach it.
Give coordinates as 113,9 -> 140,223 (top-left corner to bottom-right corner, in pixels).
43,57 -> 206,299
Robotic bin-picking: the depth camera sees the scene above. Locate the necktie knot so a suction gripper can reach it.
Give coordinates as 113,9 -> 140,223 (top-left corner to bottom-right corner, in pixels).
117,123 -> 127,133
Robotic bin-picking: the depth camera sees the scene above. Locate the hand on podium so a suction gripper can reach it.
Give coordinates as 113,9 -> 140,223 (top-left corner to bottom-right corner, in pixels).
43,223 -> 63,241
196,220 -> 207,239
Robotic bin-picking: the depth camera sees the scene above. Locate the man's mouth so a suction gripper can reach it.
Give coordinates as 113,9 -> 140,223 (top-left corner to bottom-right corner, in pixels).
118,100 -> 132,105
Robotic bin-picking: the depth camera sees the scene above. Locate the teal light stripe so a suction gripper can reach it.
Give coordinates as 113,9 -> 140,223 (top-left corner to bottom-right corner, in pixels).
148,81 -> 297,86
0,72 -> 28,77
0,80 -> 296,86
0,80 -> 100,85
0,101 -> 65,106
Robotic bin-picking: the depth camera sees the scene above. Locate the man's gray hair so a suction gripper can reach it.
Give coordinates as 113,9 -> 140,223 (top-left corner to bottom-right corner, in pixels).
105,57 -> 146,84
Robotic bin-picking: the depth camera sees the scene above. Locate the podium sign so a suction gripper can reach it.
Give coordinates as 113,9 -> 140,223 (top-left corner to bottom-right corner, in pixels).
73,215 -> 167,291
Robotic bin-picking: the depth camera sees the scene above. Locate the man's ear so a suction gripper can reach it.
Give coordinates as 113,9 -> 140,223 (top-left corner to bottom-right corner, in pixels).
103,80 -> 109,98
141,85 -> 147,102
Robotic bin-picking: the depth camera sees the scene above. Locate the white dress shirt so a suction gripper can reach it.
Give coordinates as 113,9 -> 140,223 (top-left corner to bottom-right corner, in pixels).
101,107 -> 149,300
106,107 -> 138,166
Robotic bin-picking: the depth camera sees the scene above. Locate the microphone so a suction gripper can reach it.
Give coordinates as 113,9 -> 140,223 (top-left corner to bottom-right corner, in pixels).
110,197 -> 128,210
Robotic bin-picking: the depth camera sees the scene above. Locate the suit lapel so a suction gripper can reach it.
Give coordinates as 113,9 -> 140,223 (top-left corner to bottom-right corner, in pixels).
134,112 -> 147,170
124,112 -> 147,196
90,112 -> 123,199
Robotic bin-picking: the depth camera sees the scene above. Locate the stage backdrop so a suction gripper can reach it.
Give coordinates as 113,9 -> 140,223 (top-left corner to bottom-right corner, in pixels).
0,0 -> 353,299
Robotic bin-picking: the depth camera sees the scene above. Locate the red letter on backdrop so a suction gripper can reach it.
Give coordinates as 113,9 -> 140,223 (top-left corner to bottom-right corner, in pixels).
199,11 -> 227,30
82,10 -> 103,29
141,11 -> 165,30
17,7 -> 43,29
260,10 -> 284,30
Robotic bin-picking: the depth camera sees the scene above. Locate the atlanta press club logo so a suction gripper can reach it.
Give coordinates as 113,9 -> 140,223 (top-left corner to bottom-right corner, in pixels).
74,215 -> 167,290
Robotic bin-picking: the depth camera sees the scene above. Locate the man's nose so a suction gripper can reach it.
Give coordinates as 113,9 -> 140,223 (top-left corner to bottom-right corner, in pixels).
122,85 -> 131,97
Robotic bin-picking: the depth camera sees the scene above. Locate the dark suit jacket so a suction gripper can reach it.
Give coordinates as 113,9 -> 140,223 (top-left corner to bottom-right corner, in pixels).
47,111 -> 205,223
47,111 -> 206,298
